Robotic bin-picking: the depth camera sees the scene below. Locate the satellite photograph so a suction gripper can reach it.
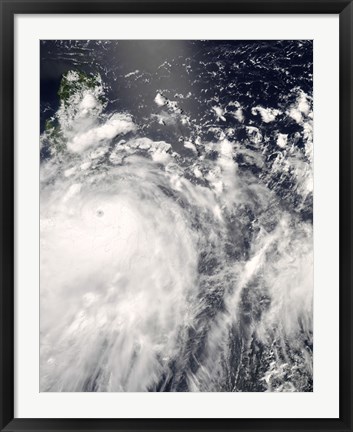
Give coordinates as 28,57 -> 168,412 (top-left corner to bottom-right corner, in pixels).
40,40 -> 313,392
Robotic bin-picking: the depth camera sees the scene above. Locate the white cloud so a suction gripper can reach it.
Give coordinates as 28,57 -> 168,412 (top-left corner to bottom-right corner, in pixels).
287,90 -> 312,125
251,106 -> 281,123
154,92 -> 167,106
40,158 -> 199,391
67,114 -> 137,153
246,126 -> 263,145
184,141 -> 197,153
233,107 -> 244,122
124,70 -> 139,78
276,133 -> 288,148
212,106 -> 226,122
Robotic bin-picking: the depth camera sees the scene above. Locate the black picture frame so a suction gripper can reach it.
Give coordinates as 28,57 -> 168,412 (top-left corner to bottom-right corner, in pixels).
1,1 -> 352,431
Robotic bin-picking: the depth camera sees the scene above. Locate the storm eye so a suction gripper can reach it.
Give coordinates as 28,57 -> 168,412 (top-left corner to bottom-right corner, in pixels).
97,209 -> 104,217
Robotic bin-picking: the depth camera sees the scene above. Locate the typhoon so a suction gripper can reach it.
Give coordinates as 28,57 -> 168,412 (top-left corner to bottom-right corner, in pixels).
40,40 -> 313,392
